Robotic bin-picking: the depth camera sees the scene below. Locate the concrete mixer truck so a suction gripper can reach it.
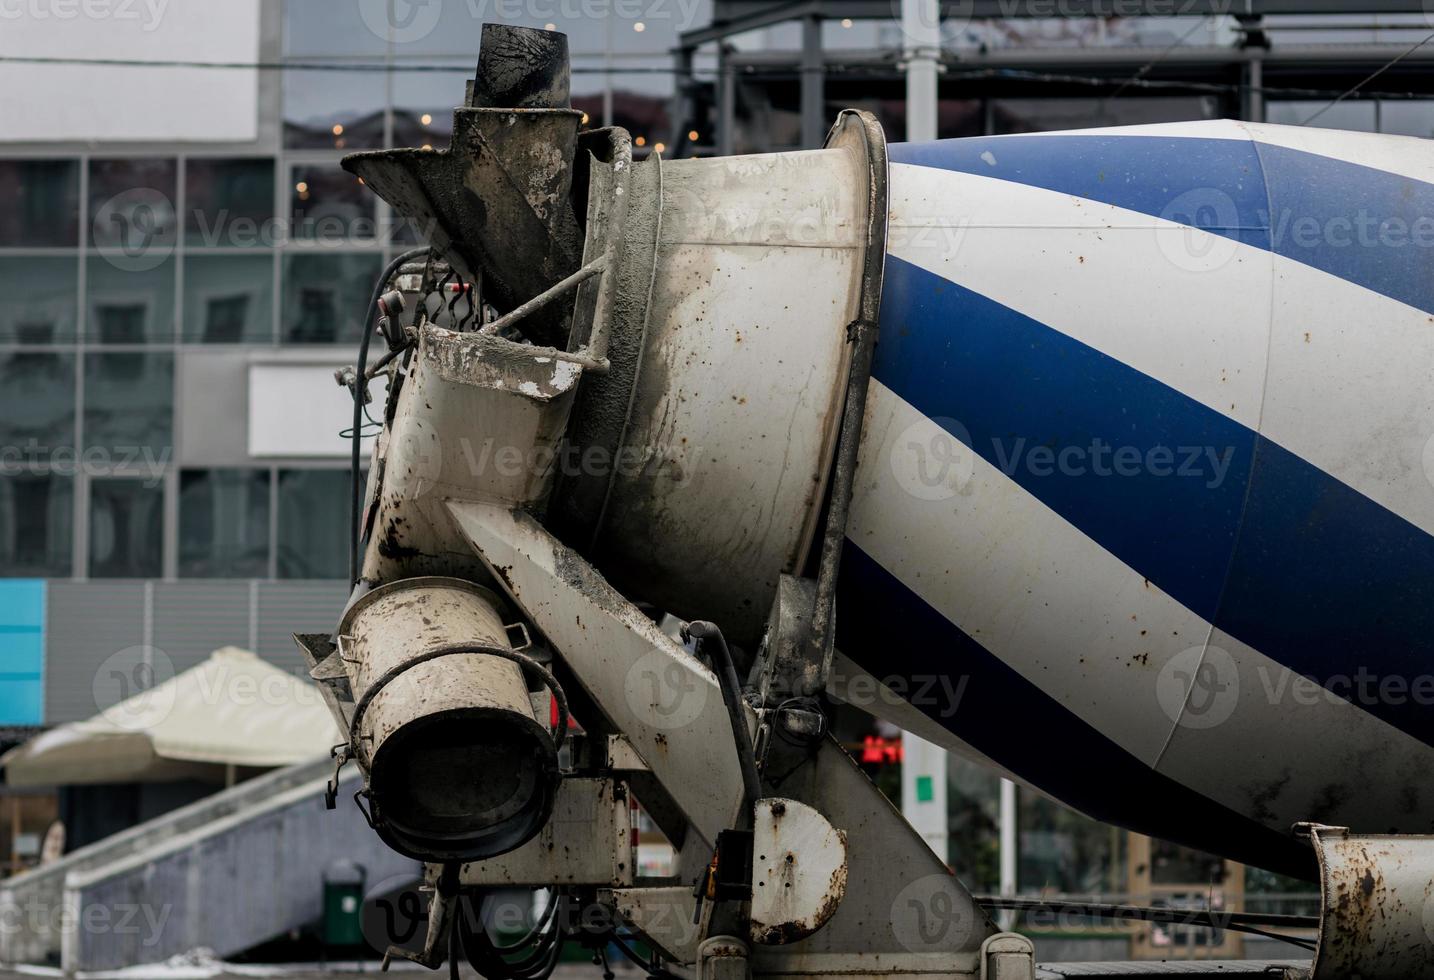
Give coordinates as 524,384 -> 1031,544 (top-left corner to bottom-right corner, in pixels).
292,22 -> 1434,980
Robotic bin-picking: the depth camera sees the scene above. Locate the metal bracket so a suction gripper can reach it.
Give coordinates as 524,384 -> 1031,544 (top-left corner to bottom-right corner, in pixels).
324,742 -> 350,811
801,109 -> 890,691
1296,822 -> 1434,979
504,620 -> 533,652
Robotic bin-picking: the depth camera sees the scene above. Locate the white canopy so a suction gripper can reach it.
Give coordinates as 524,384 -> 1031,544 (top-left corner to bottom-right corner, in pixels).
2,647 -> 340,787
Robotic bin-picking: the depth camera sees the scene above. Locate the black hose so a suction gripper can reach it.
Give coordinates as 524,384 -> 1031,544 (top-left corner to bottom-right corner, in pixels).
459,891 -> 565,980
686,621 -> 762,810
607,934 -> 680,980
974,897 -> 1319,952
350,246 -> 430,587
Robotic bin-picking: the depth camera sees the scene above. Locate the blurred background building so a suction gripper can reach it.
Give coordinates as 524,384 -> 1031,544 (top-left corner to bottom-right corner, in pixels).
0,0 -> 1409,960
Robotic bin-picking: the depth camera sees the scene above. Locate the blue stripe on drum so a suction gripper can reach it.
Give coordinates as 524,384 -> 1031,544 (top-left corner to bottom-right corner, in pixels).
876,255 -> 1434,750
891,134 -> 1272,251
891,134 -> 1434,317
835,541 -> 1316,880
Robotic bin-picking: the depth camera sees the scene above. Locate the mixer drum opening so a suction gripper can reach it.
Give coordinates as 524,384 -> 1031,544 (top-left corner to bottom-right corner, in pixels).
337,576 -> 560,863
368,708 -> 557,861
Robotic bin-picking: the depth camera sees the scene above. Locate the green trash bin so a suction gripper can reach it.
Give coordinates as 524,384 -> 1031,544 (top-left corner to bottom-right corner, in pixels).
322,859 -> 367,947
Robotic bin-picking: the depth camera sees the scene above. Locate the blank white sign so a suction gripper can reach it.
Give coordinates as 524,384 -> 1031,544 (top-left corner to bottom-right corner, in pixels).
248,362 -> 375,458
0,0 -> 260,142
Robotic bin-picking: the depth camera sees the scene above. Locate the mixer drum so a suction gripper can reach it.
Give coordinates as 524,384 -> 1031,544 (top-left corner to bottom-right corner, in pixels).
838,120 -> 1434,877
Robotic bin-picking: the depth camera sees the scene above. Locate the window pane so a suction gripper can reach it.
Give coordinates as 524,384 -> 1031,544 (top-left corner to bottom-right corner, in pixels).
0,474 -> 73,577
290,165 -> 376,241
1017,789 -> 1126,894
284,0 -> 386,55
179,469 -> 270,577
183,254 -> 274,343
283,69 -> 386,150
946,757 -> 1000,894
89,478 -> 163,578
610,71 -> 673,152
277,469 -> 349,579
185,158 -> 276,248
1266,100 -> 1376,132
281,252 -> 382,343
1379,100 -> 1434,138
0,256 -> 78,343
84,353 -> 174,460
88,159 -> 179,254
86,256 -> 176,343
392,70 -> 466,147
0,159 -> 80,246
992,96 -> 1220,134
0,352 -> 76,454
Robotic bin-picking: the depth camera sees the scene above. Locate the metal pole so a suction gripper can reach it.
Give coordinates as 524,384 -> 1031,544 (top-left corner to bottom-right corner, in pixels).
1245,54 -> 1265,122
999,777 -> 1017,929
718,44 -> 736,156
903,0 -> 941,142
800,14 -> 825,148
669,47 -> 694,155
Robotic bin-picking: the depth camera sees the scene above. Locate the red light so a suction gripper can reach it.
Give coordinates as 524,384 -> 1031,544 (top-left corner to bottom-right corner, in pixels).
861,735 -> 903,764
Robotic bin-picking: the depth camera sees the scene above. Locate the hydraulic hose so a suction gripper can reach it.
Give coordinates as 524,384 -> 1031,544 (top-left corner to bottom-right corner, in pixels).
350,246 -> 431,586
686,621 -> 763,810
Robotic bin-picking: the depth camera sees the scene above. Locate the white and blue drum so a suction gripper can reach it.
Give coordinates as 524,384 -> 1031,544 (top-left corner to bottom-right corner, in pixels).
840,120 -> 1434,877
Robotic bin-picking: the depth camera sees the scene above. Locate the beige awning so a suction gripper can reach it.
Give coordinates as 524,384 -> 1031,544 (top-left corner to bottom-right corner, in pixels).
2,647 -> 341,787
